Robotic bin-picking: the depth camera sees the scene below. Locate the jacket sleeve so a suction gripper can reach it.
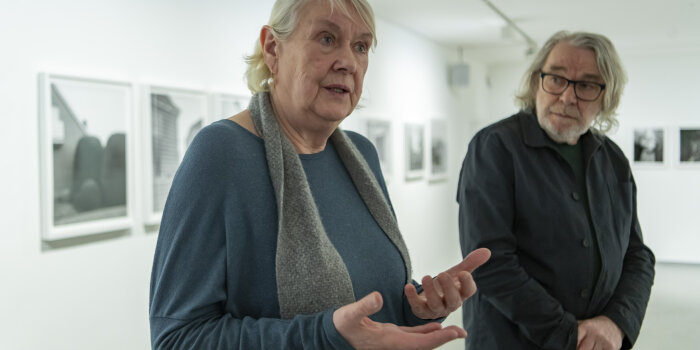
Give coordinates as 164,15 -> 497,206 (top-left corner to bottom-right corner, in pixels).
148,128 -> 353,350
457,131 -> 578,349
602,175 -> 655,349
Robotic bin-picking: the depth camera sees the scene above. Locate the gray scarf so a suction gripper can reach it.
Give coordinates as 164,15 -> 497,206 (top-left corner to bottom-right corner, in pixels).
248,92 -> 412,319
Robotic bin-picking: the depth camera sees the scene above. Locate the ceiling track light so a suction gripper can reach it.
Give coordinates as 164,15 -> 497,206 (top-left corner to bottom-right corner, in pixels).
481,0 -> 538,55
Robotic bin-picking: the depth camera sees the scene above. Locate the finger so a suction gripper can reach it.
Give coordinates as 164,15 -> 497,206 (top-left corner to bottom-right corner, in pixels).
437,272 -> 462,310
398,322 -> 443,334
577,324 -> 586,346
448,248 -> 491,275
442,325 -> 468,338
404,283 -> 424,302
578,334 -> 595,350
349,291 -> 383,321
421,275 -> 444,312
404,283 -> 427,313
396,326 -> 467,349
457,271 -> 477,300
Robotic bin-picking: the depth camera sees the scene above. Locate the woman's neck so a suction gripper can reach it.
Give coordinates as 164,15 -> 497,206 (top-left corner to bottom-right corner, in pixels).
269,95 -> 340,154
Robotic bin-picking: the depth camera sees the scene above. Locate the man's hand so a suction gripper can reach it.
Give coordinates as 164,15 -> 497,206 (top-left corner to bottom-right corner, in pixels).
577,315 -> 624,350
333,292 -> 467,350
405,248 -> 491,320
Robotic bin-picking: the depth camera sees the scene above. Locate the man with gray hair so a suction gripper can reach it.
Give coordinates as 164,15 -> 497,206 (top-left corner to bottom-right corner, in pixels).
457,31 -> 655,350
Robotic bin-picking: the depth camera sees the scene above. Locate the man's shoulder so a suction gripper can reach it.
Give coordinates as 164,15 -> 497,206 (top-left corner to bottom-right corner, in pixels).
597,133 -> 631,165
472,112 -> 529,144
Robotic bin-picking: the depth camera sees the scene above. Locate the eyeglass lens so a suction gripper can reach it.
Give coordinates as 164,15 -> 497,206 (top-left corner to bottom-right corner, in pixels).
542,74 -> 602,101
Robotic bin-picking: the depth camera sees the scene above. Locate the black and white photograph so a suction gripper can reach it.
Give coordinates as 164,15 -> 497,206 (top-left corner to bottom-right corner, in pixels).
212,93 -> 250,120
429,119 -> 448,181
680,128 -> 700,163
404,123 -> 425,180
366,119 -> 393,178
633,127 -> 664,163
144,86 -> 209,224
38,74 -> 133,240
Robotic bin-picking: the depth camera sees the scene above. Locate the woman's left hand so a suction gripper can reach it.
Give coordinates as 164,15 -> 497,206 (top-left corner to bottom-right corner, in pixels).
405,248 -> 491,320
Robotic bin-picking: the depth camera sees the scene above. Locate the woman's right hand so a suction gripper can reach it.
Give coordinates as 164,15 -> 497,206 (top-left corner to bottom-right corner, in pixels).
332,292 -> 467,350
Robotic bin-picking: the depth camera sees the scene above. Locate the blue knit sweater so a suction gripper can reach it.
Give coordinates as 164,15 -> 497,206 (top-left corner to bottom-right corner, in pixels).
149,120 -> 429,349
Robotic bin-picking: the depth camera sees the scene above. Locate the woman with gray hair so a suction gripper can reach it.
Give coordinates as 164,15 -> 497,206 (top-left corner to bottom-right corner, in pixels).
149,0 -> 490,349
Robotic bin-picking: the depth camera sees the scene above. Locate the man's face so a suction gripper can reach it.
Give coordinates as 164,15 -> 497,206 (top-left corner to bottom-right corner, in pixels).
535,42 -> 604,145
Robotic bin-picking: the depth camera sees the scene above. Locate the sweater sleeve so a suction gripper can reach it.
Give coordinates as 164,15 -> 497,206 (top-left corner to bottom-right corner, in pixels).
457,131 -> 578,349
148,125 -> 353,349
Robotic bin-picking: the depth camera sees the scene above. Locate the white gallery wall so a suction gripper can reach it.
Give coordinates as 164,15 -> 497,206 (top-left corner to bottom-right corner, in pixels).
0,1 -> 485,349
484,49 -> 700,264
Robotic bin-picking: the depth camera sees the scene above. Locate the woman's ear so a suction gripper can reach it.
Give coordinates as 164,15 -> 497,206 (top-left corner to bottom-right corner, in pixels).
261,26 -> 278,74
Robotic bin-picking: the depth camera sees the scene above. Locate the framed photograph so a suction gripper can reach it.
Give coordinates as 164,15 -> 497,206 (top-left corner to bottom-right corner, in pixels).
143,85 -> 209,224
428,119 -> 448,182
404,123 -> 425,180
365,119 -> 393,179
38,73 -> 134,240
632,127 -> 664,165
212,93 -> 250,121
679,128 -> 700,164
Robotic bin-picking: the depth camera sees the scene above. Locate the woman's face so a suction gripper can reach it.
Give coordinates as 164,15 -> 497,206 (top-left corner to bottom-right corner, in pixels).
267,0 -> 372,129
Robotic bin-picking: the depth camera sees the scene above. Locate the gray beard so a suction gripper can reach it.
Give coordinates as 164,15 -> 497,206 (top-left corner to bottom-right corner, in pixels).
539,116 -> 589,145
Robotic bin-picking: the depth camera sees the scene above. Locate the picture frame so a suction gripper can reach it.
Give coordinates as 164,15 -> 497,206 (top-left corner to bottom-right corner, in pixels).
404,123 -> 425,180
38,73 -> 134,240
365,119 -> 393,179
428,119 -> 448,182
211,93 -> 250,121
142,85 -> 209,224
679,128 -> 700,166
632,127 -> 665,166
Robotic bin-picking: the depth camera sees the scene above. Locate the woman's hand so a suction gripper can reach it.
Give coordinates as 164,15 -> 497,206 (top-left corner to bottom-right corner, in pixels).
333,292 -> 467,350
405,248 -> 491,320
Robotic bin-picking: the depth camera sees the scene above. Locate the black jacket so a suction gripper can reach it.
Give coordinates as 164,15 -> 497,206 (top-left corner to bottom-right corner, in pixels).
457,112 -> 655,349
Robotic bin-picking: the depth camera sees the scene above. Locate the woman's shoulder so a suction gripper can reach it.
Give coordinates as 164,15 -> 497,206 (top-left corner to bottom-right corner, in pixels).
188,118 -> 263,158
342,129 -> 376,156
173,119 -> 265,185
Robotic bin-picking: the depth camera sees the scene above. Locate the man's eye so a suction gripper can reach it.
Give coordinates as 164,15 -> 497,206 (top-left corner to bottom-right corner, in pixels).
578,82 -> 595,91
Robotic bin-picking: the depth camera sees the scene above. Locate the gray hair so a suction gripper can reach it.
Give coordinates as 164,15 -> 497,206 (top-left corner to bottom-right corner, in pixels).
515,31 -> 627,133
244,0 -> 376,94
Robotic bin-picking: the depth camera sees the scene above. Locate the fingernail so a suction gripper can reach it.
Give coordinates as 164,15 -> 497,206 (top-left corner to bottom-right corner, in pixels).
370,293 -> 379,308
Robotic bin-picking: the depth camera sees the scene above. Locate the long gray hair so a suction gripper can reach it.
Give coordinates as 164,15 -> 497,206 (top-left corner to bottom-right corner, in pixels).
515,31 -> 627,133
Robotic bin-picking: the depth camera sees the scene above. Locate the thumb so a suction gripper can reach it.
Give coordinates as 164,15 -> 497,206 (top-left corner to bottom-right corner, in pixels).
350,291 -> 383,320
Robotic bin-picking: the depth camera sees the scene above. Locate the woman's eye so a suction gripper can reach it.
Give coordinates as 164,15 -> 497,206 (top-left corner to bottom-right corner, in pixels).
320,35 -> 333,45
355,42 -> 367,53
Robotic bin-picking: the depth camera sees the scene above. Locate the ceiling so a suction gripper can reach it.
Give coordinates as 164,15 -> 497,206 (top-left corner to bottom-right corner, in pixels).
369,0 -> 700,62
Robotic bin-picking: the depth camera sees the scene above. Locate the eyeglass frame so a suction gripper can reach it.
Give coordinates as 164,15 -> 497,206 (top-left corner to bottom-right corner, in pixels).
539,71 -> 606,102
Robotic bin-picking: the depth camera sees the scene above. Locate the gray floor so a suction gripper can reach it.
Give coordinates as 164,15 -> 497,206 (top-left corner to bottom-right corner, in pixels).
634,262 -> 700,349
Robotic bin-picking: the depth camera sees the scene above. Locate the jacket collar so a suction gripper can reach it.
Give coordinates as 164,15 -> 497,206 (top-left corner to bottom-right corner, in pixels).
519,110 -> 604,159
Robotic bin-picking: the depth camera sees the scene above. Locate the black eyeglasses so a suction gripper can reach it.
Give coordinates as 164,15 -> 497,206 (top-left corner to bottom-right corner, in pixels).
539,72 -> 606,102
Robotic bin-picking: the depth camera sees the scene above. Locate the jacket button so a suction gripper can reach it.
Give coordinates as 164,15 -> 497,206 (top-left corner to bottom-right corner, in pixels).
580,289 -> 590,299
582,239 -> 590,248
571,191 -> 580,201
